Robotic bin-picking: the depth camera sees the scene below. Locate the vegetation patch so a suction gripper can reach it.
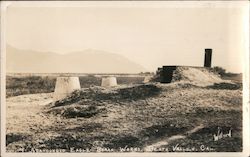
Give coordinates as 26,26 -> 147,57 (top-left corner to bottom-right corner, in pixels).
40,134 -> 93,151
140,123 -> 189,145
6,75 -> 145,98
48,104 -> 106,118
62,105 -> 101,118
207,82 -> 242,90
54,84 -> 161,107
116,84 -> 161,100
65,123 -> 103,133
6,73 -> 243,152
103,135 -> 142,150
6,76 -> 56,97
167,125 -> 242,152
6,133 -> 31,146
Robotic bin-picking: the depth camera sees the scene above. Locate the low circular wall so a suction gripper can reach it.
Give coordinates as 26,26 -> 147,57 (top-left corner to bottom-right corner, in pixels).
53,77 -> 81,102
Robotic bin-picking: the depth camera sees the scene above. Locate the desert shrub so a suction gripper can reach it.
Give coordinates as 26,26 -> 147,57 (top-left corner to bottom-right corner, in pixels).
65,123 -> 103,133
54,84 -> 161,107
61,105 -> 102,118
103,135 -> 141,150
6,75 -> 145,98
53,87 -> 106,107
116,84 -> 161,100
211,66 -> 226,76
194,106 -> 220,116
6,133 -> 31,146
6,76 -> 56,97
207,82 -> 242,90
176,83 -> 200,89
41,134 -> 93,151
140,123 -> 188,141
117,77 -> 144,85
79,76 -> 102,88
211,66 -> 242,81
53,89 -> 83,107
79,76 -> 144,88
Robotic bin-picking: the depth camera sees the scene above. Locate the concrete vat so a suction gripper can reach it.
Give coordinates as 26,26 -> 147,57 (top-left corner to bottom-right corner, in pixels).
143,76 -> 152,83
53,77 -> 81,102
101,76 -> 117,87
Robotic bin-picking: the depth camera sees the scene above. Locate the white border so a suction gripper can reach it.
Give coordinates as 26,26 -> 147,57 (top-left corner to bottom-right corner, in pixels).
0,1 -> 249,8
242,2 -> 250,157
1,1 -> 8,156
1,1 -> 249,157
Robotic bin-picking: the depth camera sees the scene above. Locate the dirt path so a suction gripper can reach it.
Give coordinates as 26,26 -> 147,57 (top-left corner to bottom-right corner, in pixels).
6,93 -> 54,137
144,124 -> 204,151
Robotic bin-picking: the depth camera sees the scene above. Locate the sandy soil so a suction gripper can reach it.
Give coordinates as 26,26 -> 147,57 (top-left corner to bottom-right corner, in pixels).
6,81 -> 242,152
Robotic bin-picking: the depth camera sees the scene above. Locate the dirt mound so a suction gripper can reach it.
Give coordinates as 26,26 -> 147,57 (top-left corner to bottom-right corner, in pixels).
172,67 -> 223,86
48,84 -> 161,118
53,84 -> 161,107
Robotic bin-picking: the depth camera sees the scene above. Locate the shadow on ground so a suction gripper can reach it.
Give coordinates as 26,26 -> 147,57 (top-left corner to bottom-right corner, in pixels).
6,133 -> 32,146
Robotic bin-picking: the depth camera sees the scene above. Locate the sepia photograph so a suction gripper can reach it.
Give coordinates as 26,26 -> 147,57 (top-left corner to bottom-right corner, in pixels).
1,1 -> 249,156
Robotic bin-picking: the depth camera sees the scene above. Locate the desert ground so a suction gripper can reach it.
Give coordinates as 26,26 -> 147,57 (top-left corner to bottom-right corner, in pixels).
6,67 -> 242,152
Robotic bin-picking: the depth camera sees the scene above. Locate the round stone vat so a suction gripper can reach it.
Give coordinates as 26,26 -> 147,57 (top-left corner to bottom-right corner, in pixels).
143,76 -> 152,83
101,76 -> 117,87
53,77 -> 81,102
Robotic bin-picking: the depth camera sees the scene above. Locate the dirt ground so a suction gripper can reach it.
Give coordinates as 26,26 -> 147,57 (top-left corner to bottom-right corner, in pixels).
6,81 -> 242,152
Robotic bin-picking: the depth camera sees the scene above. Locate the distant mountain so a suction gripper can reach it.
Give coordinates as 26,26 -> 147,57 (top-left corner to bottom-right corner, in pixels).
6,45 -> 146,73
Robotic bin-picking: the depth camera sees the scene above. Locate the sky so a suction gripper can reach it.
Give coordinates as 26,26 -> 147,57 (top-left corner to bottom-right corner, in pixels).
5,2 -> 249,73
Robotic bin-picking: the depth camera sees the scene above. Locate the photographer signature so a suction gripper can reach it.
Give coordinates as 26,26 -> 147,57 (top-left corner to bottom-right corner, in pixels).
213,127 -> 232,141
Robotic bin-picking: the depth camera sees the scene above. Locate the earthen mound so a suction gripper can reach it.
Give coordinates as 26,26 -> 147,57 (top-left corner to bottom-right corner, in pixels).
172,67 -> 223,86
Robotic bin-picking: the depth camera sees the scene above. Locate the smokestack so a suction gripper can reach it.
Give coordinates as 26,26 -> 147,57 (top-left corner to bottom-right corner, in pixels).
204,49 -> 212,68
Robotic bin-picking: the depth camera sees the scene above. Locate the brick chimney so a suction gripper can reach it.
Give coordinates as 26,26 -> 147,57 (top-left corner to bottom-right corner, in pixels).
204,49 -> 212,68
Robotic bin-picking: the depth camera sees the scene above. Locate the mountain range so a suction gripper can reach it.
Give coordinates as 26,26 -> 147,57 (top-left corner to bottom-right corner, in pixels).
6,45 -> 146,73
